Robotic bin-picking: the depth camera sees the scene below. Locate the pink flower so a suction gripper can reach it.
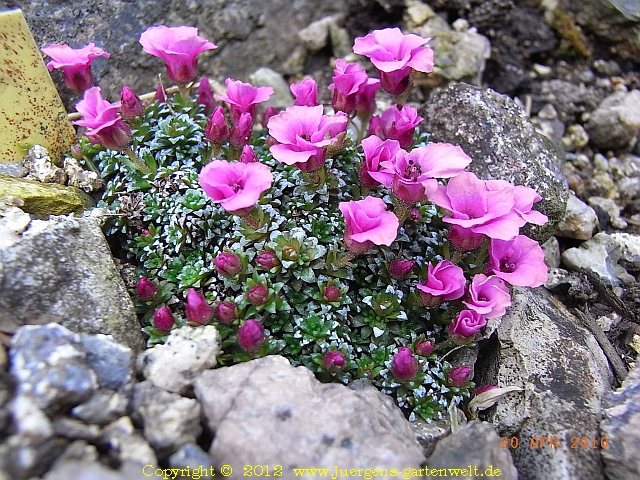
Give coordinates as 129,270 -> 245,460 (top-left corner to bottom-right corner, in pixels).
448,310 -> 487,337
136,277 -> 157,301
229,112 -> 253,148
368,105 -> 423,149
239,145 -> 258,164
73,86 -> 131,150
463,274 -> 511,319
267,105 -> 348,172
120,86 -> 143,120
416,260 -> 466,305
392,347 -> 419,381
449,366 -> 472,387
215,252 -> 242,278
139,26 -> 217,84
449,225 -> 485,251
389,258 -> 414,279
290,78 -> 319,107
339,196 -> 399,254
153,306 -> 174,331
215,301 -> 238,324
238,319 -> 264,352
204,106 -> 230,144
322,285 -> 342,303
360,135 -> 403,188
197,77 -> 215,116
353,27 -> 433,95
428,172 -> 525,241
185,288 -> 214,325
323,351 -> 346,373
486,180 -> 548,226
328,59 -> 380,116
488,235 -> 548,287
215,78 -> 273,123
414,339 -> 434,357
41,43 -> 110,92
247,285 -> 269,306
199,160 -> 273,213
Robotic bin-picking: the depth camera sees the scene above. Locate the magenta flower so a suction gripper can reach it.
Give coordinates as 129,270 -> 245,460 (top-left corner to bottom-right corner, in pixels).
247,285 -> 269,306
488,235 -> 548,287
215,78 -> 273,123
197,77 -> 215,116
416,260 -> 466,305
339,196 -> 399,254
322,285 -> 342,303
414,339 -> 434,357
360,135 -> 403,188
392,347 -> 419,381
353,27 -> 433,95
238,319 -> 264,352
215,301 -> 238,324
463,274 -> 511,319
136,277 -> 157,301
73,86 -> 132,150
199,160 -> 273,214
185,288 -> 214,325
368,105 -> 423,149
41,43 -> 110,92
448,310 -> 487,338
229,112 -> 253,148
120,86 -> 143,120
323,351 -> 346,373
290,78 -> 319,107
389,258 -> 415,279
449,366 -> 472,387
204,106 -> 230,144
215,252 -> 242,278
155,84 -> 167,102
267,105 -> 348,172
428,172 -> 525,241
328,59 -> 380,116
139,25 -> 217,84
153,306 -> 174,331
449,225 -> 485,251
239,145 -> 258,164
486,180 -> 548,226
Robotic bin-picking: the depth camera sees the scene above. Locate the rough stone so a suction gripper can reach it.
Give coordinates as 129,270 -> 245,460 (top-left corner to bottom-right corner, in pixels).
0,434 -> 66,480
168,442 -> 215,471
42,460 -> 143,480
195,355 -> 425,475
487,287 -> 612,480
298,15 -> 344,52
52,417 -> 102,443
248,67 -> 294,109
533,79 -> 607,123
9,394 -> 53,438
600,364 -> 640,480
101,416 -> 157,467
0,201 -> 31,250
0,212 -> 145,353
555,192 -> 598,240
22,145 -> 66,185
139,325 -> 220,395
420,83 -> 569,244
585,90 -> 640,150
609,232 -> 640,271
424,421 -> 518,480
542,236 -> 561,269
63,157 -> 104,193
79,333 -> 134,390
71,389 -> 129,426
588,196 -> 627,230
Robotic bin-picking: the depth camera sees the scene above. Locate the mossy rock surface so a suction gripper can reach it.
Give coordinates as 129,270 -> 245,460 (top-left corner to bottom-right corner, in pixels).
0,174 -> 94,218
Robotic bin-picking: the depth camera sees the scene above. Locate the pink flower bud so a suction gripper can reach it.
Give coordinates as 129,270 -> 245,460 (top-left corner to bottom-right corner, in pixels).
256,251 -> 280,269
409,208 -> 422,221
389,258 -> 414,279
323,350 -> 346,373
229,112 -> 253,148
136,276 -> 157,301
215,301 -> 238,324
215,252 -> 242,278
120,86 -> 144,120
449,366 -> 472,387
415,339 -> 434,357
449,225 -> 485,251
247,285 -> 268,306
155,84 -> 167,102
239,145 -> 258,164
197,77 -> 215,116
262,106 -> 278,128
322,285 -> 342,303
392,347 -> 418,381
153,306 -> 174,331
205,106 -> 230,144
238,319 -> 264,352
185,288 -> 214,325
473,385 -> 498,396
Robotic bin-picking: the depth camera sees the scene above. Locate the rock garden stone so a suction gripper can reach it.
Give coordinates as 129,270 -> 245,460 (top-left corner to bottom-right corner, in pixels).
556,192 -> 598,240
168,442 -> 216,472
584,89 -> 640,150
70,390 -> 129,427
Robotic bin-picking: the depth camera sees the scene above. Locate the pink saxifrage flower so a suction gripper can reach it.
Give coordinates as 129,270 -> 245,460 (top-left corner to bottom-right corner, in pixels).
290,78 -> 319,107
449,366 -> 472,387
238,319 -> 264,352
360,135 -> 403,188
73,86 -> 131,150
204,106 -> 230,144
199,160 -> 273,213
120,86 -> 144,120
449,225 -> 485,252
323,350 -> 346,373
416,260 -> 466,305
488,235 -> 548,287
185,288 -> 214,325
267,105 -> 348,172
368,105 -> 423,149
463,274 -> 511,319
353,27 -> 433,95
41,42 -> 110,92
448,310 -> 487,338
328,59 -> 380,116
339,196 -> 399,254
197,77 -> 215,116
215,78 -> 274,123
139,25 -> 217,84
392,347 -> 419,381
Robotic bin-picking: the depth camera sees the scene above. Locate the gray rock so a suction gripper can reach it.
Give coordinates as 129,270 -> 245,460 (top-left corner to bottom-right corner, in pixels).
534,79 -> 607,123
562,232 -> 636,286
42,460 -> 142,480
487,287 -> 612,480
139,325 -> 220,395
411,408 -> 467,457
132,380 -> 202,457
298,15 -> 344,52
52,417 -> 102,443
0,212 -> 145,353
588,196 -> 628,230
542,236 -> 561,269
424,421 -> 518,480
195,355 -> 425,477
169,442 -> 215,471
556,193 -> 598,240
248,67 -> 293,109
9,323 -> 98,415
561,124 -> 590,152
52,440 -> 99,466
609,232 -> 640,271
9,394 -> 53,439
0,435 -> 66,480
22,145 -> 66,185
71,389 -> 129,426
0,161 -> 26,178
63,158 -> 104,193
102,416 -> 157,467
601,364 -> 640,480
79,333 -> 134,390
533,104 -> 565,146
420,83 -> 569,244
585,90 -> 640,150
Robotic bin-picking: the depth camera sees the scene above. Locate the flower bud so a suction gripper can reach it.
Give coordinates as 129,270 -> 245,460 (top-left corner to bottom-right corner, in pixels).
262,106 -> 278,128
389,258 -> 414,279
205,106 -> 230,144
215,301 -> 238,324
229,111 -> 253,148
322,285 -> 342,303
281,245 -> 299,261
197,77 -> 215,116
323,350 -> 346,373
409,208 -> 422,221
155,84 -> 167,102
449,366 -> 472,387
185,288 -> 214,325
473,385 -> 498,396
391,347 -> 418,381
239,145 -> 258,164
136,276 -> 157,301
153,306 -> 174,331
120,86 -> 144,120
256,251 -> 280,269
215,252 -> 242,278
415,339 -> 434,357
449,225 -> 485,251
238,319 -> 264,352
247,285 -> 269,306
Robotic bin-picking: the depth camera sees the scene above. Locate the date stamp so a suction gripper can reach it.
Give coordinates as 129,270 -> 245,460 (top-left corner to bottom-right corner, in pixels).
501,435 -> 609,449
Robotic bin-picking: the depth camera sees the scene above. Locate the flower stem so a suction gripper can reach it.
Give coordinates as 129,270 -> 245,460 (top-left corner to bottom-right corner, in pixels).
178,84 -> 191,101
121,147 -> 151,174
